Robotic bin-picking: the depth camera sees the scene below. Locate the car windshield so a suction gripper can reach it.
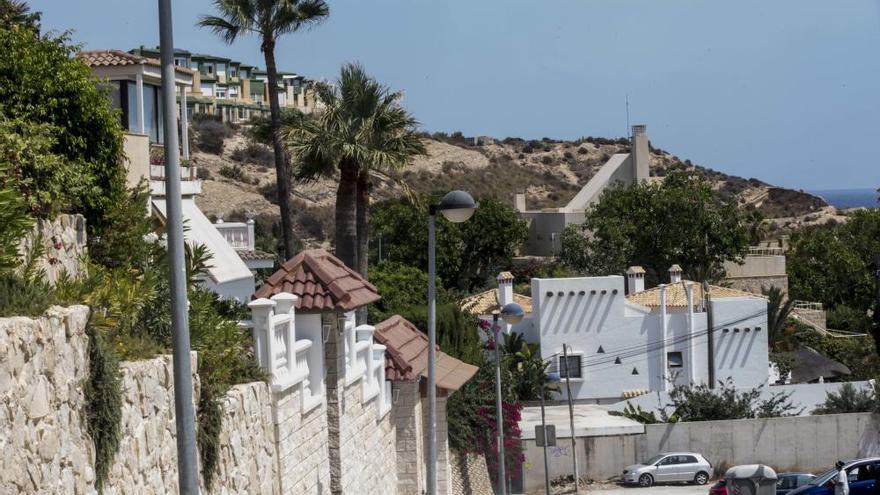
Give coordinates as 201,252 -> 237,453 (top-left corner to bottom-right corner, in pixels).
645,455 -> 665,465
812,469 -> 839,485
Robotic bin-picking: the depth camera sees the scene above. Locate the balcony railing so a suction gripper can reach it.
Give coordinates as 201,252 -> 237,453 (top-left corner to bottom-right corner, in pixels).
214,219 -> 255,251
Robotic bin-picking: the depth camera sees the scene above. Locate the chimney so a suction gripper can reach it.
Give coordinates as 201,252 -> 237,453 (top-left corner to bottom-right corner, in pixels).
625,266 -> 646,294
496,271 -> 515,308
631,124 -> 650,181
669,264 -> 683,283
514,193 -> 527,212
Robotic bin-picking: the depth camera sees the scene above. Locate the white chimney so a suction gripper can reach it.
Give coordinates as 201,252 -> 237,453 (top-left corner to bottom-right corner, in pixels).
631,124 -> 650,181
496,271 -> 515,308
625,266 -> 645,294
669,264 -> 683,283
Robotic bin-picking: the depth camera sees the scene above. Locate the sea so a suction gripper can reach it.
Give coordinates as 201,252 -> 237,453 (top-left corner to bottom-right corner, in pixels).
810,188 -> 878,209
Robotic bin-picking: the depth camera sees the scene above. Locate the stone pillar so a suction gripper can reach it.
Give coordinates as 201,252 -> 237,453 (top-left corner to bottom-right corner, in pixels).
393,380 -> 425,495
323,311 -> 345,494
135,72 -> 145,134
631,124 -> 649,181
180,85 -> 190,161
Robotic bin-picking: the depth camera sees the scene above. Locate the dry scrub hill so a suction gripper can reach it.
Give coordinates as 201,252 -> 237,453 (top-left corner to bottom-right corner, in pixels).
191,130 -> 830,249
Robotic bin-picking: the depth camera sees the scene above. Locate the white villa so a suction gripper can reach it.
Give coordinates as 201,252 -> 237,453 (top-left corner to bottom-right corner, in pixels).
474,266 -> 770,403
80,49 -> 270,302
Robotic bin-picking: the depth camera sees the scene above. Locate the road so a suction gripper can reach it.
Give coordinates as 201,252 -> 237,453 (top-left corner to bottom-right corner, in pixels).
523,483 -> 711,495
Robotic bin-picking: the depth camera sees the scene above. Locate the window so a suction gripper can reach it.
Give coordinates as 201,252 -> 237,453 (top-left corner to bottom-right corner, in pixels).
667,352 -> 683,368
207,65 -> 213,74
559,355 -> 581,379
682,455 -> 698,464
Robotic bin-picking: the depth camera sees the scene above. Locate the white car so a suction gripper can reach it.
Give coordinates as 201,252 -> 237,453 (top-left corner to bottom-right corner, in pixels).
622,452 -> 714,487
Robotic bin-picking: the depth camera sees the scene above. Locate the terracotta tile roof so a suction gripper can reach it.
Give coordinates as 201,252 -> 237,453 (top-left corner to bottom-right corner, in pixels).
374,315 -> 478,391
254,249 -> 380,312
238,249 -> 274,261
460,289 -> 533,316
77,49 -> 195,75
626,281 -> 760,308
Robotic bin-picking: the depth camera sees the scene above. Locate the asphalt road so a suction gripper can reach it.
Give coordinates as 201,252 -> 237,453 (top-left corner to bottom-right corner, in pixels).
525,482 -> 711,495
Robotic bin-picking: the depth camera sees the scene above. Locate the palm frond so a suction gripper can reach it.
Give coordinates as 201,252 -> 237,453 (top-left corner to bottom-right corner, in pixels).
197,15 -> 244,44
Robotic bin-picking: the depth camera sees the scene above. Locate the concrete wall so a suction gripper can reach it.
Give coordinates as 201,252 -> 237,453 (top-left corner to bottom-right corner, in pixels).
518,210 -> 584,257
394,380 -> 426,495
723,255 -> 788,295
531,276 -> 768,401
17,214 -> 88,285
122,132 -> 151,190
520,413 -> 880,492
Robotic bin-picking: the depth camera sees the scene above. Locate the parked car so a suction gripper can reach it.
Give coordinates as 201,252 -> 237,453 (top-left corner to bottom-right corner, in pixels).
788,458 -> 880,495
622,452 -> 714,487
776,472 -> 816,495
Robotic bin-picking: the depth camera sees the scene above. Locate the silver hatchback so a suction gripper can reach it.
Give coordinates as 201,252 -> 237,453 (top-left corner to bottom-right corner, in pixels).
622,452 -> 714,487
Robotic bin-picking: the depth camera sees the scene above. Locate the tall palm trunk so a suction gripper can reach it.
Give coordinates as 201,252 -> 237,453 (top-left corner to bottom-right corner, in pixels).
335,159 -> 358,270
356,171 -> 371,277
355,170 -> 371,323
262,37 -> 296,260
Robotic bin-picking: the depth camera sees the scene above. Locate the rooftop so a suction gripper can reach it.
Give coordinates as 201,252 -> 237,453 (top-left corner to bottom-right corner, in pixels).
374,315 -> 478,391
625,281 -> 758,308
78,49 -> 195,75
254,249 -> 380,312
460,289 -> 533,315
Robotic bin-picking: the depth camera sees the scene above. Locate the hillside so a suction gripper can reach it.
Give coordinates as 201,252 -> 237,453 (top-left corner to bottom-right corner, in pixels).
191,130 -> 833,249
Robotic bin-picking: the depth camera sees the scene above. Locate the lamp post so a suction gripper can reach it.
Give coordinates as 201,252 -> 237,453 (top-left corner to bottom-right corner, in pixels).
493,302 -> 525,495
427,190 -> 477,495
541,372 -> 561,495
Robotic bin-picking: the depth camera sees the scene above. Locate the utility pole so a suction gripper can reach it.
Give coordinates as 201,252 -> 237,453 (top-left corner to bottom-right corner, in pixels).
158,0 -> 199,492
704,281 -> 716,388
493,313 -> 506,495
562,344 -> 579,494
539,383 -> 551,495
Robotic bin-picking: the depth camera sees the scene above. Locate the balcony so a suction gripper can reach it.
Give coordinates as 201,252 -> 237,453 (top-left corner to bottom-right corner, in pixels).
147,144 -> 202,196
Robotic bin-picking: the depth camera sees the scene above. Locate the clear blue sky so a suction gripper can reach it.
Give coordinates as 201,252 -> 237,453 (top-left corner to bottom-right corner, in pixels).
31,0 -> 880,190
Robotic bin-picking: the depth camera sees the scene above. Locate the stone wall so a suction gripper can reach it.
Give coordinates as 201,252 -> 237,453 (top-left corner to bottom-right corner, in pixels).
339,375 -> 398,493
275,385 -> 331,493
393,380 -> 425,494
103,353 -> 199,494
17,214 -> 88,285
450,452 -> 493,495
213,382 -> 280,495
0,305 -> 94,494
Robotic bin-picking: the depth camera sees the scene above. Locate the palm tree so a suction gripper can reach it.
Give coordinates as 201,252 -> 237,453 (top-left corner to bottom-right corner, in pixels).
765,286 -> 796,351
198,0 -> 329,260
285,63 -> 426,277
0,0 -> 40,31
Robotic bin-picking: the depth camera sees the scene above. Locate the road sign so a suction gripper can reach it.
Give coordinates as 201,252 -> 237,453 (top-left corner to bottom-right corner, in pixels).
535,425 -> 556,447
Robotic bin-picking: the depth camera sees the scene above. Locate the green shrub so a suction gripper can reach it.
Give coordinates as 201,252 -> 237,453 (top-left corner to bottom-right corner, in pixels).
813,382 -> 877,415
219,164 -> 254,184
230,141 -> 273,167
0,27 -> 126,232
0,162 -> 32,272
194,119 -> 232,154
0,272 -> 55,317
83,318 -> 122,493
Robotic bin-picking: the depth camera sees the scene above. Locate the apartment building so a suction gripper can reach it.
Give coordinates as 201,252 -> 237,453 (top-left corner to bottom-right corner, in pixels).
130,46 -> 321,123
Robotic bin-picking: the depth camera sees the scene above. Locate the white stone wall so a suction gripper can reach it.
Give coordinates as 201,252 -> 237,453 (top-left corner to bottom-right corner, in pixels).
339,376 -> 398,494
103,353 -> 200,494
213,382 -> 280,495
0,305 -> 94,494
17,214 -> 88,285
393,380 -> 425,495
275,385 -> 331,493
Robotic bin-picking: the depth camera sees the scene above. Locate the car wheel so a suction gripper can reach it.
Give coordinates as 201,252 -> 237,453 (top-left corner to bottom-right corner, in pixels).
638,474 -> 653,487
694,472 -> 709,485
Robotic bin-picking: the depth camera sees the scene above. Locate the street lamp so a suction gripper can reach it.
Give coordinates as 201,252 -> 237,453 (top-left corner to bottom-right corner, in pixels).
492,302 -> 525,495
427,190 -> 477,495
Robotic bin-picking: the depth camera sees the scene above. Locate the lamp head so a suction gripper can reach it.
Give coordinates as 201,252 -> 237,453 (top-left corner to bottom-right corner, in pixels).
500,302 -> 525,325
437,190 -> 477,223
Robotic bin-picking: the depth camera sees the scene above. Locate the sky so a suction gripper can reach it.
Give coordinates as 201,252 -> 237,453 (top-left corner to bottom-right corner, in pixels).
30,0 -> 880,190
